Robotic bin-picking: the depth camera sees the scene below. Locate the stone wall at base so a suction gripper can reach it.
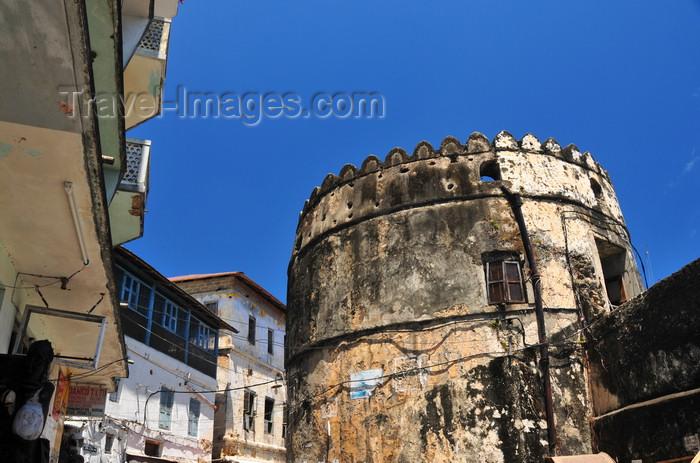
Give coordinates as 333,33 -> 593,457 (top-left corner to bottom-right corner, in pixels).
588,258 -> 700,462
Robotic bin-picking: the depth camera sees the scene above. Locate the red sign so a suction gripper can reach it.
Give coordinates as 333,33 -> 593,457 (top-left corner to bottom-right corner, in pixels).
51,369 -> 71,420
66,386 -> 107,417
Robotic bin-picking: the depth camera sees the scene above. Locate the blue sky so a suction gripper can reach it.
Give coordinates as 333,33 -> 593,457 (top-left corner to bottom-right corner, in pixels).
127,0 -> 700,302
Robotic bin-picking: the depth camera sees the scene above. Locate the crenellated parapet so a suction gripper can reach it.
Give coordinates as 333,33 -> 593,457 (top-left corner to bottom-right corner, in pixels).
286,130 -> 644,463
293,131 -> 621,258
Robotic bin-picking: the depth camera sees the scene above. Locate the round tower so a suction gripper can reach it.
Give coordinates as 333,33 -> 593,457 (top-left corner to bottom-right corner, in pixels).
286,131 -> 643,462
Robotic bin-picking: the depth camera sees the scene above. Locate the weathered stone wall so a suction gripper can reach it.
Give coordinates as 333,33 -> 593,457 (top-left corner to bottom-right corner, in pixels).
588,258 -> 700,462
287,131 -> 643,462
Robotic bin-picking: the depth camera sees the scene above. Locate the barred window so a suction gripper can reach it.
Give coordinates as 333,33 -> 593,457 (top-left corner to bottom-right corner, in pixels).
118,269 -> 151,316
190,317 -> 216,353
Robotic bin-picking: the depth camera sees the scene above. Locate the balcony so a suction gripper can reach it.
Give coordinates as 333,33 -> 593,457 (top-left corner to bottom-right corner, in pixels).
109,138 -> 151,245
123,17 -> 171,130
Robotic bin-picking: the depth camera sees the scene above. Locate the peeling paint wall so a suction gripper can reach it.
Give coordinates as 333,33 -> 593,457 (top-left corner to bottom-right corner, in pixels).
175,275 -> 287,463
287,132 -> 643,462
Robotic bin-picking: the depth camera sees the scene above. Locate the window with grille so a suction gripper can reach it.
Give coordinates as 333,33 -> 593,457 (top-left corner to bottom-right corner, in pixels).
243,389 -> 256,432
162,300 -> 179,333
117,268 -> 152,317
264,397 -> 274,434
188,398 -> 201,437
486,260 -> 526,304
159,386 -> 174,430
190,317 -> 216,353
154,294 -> 187,337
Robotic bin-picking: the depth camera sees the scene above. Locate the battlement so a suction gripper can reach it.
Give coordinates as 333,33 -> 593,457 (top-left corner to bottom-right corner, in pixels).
294,131 -> 622,256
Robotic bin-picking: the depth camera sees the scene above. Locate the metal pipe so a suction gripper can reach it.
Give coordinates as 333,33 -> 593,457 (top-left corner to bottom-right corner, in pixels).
500,186 -> 558,455
64,181 -> 90,265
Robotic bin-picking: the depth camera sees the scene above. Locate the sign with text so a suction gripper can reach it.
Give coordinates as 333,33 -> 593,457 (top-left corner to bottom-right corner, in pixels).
66,386 -> 107,417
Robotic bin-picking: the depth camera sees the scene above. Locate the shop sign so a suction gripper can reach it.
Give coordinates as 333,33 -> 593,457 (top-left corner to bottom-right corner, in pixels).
66,386 -> 107,417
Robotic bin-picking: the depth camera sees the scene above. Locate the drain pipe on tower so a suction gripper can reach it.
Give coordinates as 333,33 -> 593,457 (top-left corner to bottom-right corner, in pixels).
500,186 -> 559,456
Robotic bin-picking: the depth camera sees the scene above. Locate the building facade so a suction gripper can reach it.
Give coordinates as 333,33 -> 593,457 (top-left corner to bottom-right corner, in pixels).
65,247 -> 234,463
285,131 -> 644,462
0,0 -> 178,460
172,273 -> 287,463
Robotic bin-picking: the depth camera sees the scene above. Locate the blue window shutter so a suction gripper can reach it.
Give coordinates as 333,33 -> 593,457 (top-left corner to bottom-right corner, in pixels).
159,387 -> 173,429
188,398 -> 200,436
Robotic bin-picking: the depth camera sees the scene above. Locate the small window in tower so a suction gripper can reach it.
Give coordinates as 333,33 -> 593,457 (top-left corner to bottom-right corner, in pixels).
590,178 -> 603,199
595,239 -> 628,306
485,260 -> 526,304
480,160 -> 501,182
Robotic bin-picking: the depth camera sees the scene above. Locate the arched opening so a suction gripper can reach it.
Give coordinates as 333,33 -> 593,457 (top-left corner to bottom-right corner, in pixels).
590,178 -> 603,198
480,161 -> 501,182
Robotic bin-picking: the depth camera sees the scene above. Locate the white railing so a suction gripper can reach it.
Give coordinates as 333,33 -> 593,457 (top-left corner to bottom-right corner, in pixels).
120,138 -> 150,193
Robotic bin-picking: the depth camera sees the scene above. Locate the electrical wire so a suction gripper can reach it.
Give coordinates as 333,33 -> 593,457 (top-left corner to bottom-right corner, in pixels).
141,379 -> 280,426
0,265 -> 87,290
560,209 -> 649,289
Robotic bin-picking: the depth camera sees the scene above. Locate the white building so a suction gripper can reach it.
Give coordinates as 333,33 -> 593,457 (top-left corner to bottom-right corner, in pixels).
171,273 -> 287,463
66,247 -> 237,463
0,0 -> 179,459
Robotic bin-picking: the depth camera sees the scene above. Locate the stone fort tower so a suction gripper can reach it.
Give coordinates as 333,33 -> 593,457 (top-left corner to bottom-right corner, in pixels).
285,131 -> 644,462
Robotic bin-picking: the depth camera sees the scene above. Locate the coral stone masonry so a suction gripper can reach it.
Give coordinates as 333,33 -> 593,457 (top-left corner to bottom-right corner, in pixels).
285,131 -> 644,462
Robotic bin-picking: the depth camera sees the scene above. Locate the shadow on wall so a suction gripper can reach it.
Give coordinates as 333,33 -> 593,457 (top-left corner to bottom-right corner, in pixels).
587,258 -> 700,462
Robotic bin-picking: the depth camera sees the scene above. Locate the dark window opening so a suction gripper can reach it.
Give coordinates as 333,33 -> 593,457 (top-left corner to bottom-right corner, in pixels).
480,160 -> 501,182
204,301 -> 218,315
144,441 -> 161,457
243,389 -> 256,432
248,316 -> 256,345
595,239 -> 628,305
267,329 -> 274,355
485,260 -> 526,304
590,178 -> 603,198
105,434 -> 115,454
264,397 -> 275,434
282,405 -> 287,439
